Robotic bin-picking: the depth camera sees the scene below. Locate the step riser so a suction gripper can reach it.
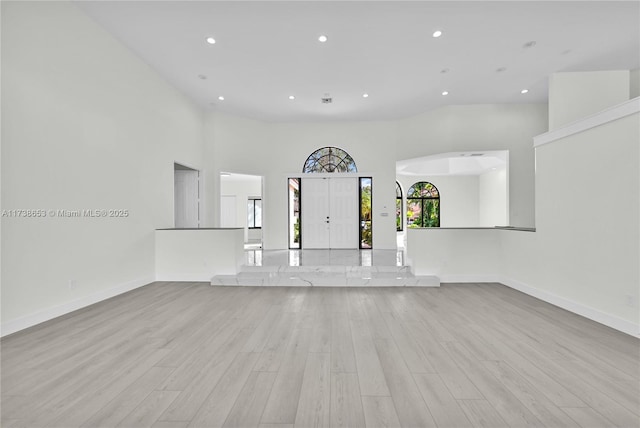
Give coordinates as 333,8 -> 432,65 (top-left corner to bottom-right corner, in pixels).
240,266 -> 413,274
211,275 -> 439,287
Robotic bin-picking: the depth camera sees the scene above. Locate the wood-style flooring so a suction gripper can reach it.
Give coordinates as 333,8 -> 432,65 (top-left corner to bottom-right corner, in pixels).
1,283 -> 639,428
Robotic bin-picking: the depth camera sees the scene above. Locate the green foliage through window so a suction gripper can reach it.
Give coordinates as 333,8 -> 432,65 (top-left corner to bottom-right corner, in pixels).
288,178 -> 301,248
360,178 -> 372,248
396,182 -> 403,231
406,182 -> 440,228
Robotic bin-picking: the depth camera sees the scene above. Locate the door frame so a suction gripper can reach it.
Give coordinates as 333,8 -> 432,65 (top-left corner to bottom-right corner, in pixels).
174,162 -> 200,228
290,173 -> 373,250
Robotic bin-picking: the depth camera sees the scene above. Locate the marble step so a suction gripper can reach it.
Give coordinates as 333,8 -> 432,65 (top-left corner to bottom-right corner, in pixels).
240,264 -> 413,275
211,270 -> 439,287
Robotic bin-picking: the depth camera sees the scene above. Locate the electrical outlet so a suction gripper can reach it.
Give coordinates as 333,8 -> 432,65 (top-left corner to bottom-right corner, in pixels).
624,295 -> 635,307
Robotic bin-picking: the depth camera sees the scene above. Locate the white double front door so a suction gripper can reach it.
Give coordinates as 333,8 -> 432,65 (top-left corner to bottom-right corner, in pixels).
301,177 -> 359,249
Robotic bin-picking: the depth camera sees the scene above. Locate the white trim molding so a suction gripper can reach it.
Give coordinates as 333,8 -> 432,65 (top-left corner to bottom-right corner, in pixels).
500,276 -> 640,339
439,274 -> 502,284
439,275 -> 639,338
0,275 -> 155,338
534,97 -> 640,148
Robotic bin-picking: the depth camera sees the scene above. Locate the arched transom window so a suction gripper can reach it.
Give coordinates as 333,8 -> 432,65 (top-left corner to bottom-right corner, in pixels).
407,182 -> 440,228
302,147 -> 357,173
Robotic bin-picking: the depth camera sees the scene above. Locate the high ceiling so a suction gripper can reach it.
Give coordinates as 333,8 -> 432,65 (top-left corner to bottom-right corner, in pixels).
397,151 -> 508,176
76,1 -> 639,122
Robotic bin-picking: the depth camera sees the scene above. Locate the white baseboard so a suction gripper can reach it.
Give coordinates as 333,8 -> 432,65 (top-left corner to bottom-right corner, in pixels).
439,274 -> 502,283
156,274 -> 213,282
437,274 -> 639,338
500,276 -> 640,339
1,275 -> 155,338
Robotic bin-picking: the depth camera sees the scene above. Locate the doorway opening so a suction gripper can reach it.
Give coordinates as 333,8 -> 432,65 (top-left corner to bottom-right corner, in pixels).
294,176 -> 373,249
174,163 -> 199,228
220,172 -> 263,249
396,150 -> 509,247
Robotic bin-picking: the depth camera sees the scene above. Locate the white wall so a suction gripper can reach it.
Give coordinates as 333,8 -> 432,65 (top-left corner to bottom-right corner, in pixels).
407,105 -> 640,337
397,104 -> 547,228
408,229 -> 501,279
1,2 -> 208,334
531,110 -> 639,335
208,113 -> 398,249
208,105 -> 546,248
479,168 -> 508,227
155,229 -> 244,281
549,70 -> 630,130
397,175 -> 480,227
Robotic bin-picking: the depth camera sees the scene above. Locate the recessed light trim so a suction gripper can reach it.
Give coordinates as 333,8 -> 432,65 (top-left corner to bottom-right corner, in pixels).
206,37 -> 216,45
521,89 -> 529,94
496,67 -> 507,73
318,35 -> 328,43
442,91 -> 449,96
362,93 -> 369,98
288,95 -> 295,100
433,30 -> 443,38
218,96 -> 225,101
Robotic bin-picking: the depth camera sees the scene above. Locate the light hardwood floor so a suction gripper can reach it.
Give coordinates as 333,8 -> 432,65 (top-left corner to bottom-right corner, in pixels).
1,283 -> 639,428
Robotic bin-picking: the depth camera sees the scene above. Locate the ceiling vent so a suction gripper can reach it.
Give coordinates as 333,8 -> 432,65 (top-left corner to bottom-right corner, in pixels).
470,153 -> 484,157
321,97 -> 333,104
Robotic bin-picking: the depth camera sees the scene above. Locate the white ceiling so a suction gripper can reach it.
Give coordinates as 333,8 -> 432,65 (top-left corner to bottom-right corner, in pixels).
220,172 -> 263,183
397,150 -> 508,176
76,1 -> 639,122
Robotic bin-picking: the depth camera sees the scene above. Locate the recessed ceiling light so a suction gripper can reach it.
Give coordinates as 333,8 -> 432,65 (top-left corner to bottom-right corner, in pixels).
198,74 -> 207,80
442,91 -> 449,96
521,89 -> 529,94
318,35 -> 328,43
206,37 -> 216,45
433,30 -> 443,38
218,96 -> 225,101
362,93 -> 369,98
523,40 -> 536,49
440,68 -> 450,74
496,67 -> 507,73
288,95 -> 295,100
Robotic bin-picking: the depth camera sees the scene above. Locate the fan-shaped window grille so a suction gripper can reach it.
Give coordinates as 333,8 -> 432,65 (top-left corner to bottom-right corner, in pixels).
302,147 -> 357,173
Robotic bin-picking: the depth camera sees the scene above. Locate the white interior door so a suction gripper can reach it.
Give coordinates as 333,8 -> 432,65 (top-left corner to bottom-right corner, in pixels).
301,177 -> 359,249
174,169 -> 199,228
301,178 -> 330,248
329,177 -> 359,249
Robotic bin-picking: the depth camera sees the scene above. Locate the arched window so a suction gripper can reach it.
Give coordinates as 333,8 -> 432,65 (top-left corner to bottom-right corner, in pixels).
406,182 -> 440,228
302,147 -> 357,173
396,182 -> 403,231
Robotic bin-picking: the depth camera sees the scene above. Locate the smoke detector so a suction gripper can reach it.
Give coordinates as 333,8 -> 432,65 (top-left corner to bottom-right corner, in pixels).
321,97 -> 333,104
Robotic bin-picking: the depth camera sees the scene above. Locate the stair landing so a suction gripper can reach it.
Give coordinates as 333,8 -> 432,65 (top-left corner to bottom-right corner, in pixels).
211,249 -> 439,287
